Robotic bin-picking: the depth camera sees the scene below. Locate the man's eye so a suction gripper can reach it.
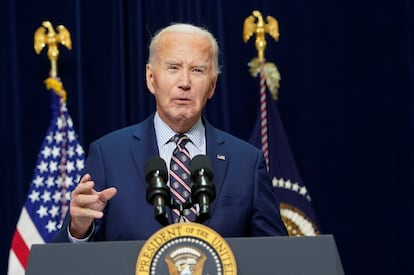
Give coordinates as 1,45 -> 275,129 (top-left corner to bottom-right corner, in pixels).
167,65 -> 178,71
193,68 -> 205,74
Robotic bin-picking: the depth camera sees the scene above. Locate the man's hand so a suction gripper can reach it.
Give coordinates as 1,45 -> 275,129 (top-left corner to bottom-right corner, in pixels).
69,174 -> 117,239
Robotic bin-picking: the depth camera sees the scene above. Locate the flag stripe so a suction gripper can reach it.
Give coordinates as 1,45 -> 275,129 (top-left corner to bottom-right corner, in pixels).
17,207 -> 44,246
7,251 -> 25,275
10,230 -> 30,269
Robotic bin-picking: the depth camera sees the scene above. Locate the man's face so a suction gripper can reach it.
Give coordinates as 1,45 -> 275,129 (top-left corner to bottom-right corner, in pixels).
146,32 -> 218,133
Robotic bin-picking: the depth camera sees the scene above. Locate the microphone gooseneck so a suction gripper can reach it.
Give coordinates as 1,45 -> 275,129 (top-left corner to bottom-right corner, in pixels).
145,156 -> 170,226
190,154 -> 215,223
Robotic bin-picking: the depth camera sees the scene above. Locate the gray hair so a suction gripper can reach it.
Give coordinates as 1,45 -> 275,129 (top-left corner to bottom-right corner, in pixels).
148,23 -> 221,74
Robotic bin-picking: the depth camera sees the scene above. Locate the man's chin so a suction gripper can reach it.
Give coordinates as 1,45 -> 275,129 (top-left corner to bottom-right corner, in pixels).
171,107 -> 195,119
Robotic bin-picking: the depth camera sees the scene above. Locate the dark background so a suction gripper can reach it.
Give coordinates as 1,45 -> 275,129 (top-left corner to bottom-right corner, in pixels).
1,1 -> 413,274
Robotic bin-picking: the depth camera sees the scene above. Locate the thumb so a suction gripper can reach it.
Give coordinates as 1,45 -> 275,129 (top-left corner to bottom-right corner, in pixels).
98,187 -> 117,203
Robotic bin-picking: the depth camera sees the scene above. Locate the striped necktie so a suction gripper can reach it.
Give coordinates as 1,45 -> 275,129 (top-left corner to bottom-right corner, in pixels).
169,134 -> 196,222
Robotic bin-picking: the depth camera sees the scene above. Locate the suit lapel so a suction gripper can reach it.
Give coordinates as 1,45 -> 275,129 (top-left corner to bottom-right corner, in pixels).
205,119 -> 228,221
130,114 -> 159,189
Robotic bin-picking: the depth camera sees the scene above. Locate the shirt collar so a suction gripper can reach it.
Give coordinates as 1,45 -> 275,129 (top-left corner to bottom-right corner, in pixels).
153,112 -> 205,148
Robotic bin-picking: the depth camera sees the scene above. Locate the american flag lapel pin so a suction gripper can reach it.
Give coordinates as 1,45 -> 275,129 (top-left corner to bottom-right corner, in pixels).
217,154 -> 226,161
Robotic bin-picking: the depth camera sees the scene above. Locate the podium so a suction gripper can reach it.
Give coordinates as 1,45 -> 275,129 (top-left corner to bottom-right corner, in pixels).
26,234 -> 344,275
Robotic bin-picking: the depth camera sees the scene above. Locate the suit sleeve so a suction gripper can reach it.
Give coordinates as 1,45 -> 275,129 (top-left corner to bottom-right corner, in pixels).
251,151 -> 288,236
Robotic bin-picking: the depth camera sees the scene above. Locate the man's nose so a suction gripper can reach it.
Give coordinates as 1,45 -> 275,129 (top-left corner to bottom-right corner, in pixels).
178,70 -> 191,90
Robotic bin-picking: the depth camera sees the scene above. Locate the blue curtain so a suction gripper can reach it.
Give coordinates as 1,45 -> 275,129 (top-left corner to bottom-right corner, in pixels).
1,0 -> 413,274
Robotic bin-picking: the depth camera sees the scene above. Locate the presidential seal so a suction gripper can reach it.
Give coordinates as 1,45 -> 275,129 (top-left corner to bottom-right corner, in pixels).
136,223 -> 237,275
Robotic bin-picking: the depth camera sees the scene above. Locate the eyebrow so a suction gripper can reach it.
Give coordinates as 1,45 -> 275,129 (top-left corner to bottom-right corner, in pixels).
164,61 -> 210,69
163,60 -> 180,66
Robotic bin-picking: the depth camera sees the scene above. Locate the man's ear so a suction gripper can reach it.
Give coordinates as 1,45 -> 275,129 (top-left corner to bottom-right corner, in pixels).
208,75 -> 218,99
146,64 -> 155,94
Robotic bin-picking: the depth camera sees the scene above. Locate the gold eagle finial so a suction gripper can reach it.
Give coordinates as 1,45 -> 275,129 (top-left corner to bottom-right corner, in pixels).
243,10 -> 279,61
34,21 -> 72,78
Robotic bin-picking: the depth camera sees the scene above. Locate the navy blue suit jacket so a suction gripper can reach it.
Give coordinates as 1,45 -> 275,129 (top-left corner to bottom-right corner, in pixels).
53,115 -> 287,242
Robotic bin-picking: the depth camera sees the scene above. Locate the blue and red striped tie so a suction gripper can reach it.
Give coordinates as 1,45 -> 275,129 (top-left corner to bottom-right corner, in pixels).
169,134 -> 196,222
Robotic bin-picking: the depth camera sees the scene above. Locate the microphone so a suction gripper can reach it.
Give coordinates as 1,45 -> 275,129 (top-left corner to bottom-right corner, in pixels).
190,155 -> 215,223
145,156 -> 170,227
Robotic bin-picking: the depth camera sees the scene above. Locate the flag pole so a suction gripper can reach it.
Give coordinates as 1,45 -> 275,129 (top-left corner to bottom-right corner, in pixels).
244,11 -> 321,236
243,10 -> 280,168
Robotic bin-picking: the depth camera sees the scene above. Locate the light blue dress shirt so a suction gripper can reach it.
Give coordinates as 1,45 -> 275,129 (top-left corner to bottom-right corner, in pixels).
153,111 -> 206,179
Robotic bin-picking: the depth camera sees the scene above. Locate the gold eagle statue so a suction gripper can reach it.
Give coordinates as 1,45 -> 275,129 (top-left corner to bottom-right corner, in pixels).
243,10 -> 279,61
34,21 -> 72,77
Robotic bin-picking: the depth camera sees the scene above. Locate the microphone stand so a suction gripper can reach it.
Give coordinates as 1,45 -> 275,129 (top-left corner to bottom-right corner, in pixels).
169,197 -> 210,224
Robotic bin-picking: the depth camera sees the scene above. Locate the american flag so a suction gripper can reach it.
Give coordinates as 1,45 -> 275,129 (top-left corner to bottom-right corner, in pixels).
8,81 -> 85,274
248,61 -> 321,236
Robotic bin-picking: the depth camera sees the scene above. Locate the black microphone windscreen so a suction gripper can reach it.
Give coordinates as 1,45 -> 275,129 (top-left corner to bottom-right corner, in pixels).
145,156 -> 168,182
190,155 -> 213,179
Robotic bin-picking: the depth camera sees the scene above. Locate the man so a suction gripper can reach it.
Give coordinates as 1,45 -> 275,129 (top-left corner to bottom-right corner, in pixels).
53,23 -> 287,242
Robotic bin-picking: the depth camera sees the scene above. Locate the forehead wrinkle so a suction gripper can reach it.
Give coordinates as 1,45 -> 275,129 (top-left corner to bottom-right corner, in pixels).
156,33 -> 213,65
